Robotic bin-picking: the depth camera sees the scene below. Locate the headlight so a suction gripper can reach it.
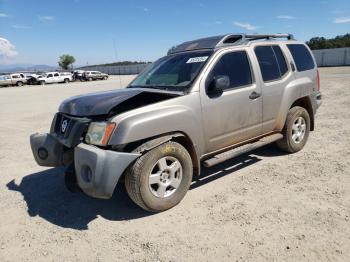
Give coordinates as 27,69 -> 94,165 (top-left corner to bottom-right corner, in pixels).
85,122 -> 116,146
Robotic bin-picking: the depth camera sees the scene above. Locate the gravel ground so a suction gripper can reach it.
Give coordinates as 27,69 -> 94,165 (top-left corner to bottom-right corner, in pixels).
0,68 -> 349,262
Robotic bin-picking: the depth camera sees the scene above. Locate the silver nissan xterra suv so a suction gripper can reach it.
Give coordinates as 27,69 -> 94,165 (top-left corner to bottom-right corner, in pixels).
30,34 -> 322,212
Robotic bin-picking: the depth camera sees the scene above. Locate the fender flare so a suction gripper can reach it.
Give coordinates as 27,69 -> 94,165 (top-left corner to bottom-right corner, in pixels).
133,133 -> 185,153
131,132 -> 201,176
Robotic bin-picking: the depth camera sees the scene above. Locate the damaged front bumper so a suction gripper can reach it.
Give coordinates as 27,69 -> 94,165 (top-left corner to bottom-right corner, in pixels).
74,143 -> 140,199
30,133 -> 72,167
30,133 -> 140,199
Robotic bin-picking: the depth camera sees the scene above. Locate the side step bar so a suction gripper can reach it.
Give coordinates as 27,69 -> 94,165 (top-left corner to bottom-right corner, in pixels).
203,133 -> 283,167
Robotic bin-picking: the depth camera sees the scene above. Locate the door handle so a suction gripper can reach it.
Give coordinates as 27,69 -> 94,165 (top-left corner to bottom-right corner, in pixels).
249,91 -> 261,100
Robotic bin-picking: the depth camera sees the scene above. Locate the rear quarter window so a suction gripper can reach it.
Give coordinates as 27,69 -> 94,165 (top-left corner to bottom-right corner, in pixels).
287,44 -> 315,71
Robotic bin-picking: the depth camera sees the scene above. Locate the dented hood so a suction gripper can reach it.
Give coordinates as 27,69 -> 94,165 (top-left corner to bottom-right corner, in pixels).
59,88 -> 181,117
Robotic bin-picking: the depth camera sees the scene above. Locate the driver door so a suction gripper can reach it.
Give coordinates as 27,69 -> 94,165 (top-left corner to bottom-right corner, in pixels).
46,73 -> 54,83
200,49 -> 263,153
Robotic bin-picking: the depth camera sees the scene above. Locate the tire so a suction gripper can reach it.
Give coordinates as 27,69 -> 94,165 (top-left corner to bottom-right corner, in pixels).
125,141 -> 193,212
103,76 -> 108,80
88,77 -> 93,81
40,81 -> 45,85
16,81 -> 23,87
64,78 -> 69,83
276,106 -> 310,153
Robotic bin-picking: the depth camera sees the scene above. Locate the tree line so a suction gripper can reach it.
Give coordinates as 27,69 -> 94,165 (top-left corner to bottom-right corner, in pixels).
306,33 -> 350,50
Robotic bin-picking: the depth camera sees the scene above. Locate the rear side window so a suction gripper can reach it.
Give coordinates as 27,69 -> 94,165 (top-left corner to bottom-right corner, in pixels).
210,51 -> 252,90
272,46 -> 288,76
255,45 -> 288,82
287,44 -> 315,71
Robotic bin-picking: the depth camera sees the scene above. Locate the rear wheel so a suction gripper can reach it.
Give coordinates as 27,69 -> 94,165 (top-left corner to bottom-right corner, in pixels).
16,81 -> 23,87
88,77 -> 93,81
125,141 -> 193,212
276,106 -> 310,153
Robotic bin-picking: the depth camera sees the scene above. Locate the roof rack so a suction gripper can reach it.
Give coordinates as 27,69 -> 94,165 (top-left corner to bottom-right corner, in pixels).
168,33 -> 295,54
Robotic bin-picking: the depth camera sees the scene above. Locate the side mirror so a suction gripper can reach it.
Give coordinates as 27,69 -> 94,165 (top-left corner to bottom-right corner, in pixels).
208,75 -> 230,95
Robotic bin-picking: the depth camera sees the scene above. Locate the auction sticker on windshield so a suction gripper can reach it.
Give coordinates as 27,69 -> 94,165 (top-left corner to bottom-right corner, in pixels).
186,56 -> 209,63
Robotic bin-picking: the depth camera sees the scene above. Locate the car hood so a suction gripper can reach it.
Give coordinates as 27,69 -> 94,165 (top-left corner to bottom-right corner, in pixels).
59,88 -> 183,117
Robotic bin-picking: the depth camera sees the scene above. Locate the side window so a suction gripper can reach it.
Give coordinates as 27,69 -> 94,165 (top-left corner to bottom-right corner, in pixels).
54,73 -> 59,77
255,46 -> 280,82
209,51 -> 252,90
287,44 -> 315,71
272,46 -> 288,76
47,74 -> 53,78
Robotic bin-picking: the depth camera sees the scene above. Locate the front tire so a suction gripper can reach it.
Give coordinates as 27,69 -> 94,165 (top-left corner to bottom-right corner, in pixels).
16,81 -> 23,87
125,141 -> 193,212
276,106 -> 310,153
64,78 -> 69,83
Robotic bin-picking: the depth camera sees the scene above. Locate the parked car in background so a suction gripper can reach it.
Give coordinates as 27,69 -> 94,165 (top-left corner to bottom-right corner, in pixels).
36,72 -> 73,85
83,71 -> 108,81
0,73 -> 27,87
25,73 -> 42,85
72,70 -> 85,81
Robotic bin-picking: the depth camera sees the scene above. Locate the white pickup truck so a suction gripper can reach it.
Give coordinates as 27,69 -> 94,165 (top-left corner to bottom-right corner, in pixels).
36,72 -> 72,85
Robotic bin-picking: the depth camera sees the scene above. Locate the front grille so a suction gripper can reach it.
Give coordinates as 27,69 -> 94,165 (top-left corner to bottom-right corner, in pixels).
51,113 -> 91,147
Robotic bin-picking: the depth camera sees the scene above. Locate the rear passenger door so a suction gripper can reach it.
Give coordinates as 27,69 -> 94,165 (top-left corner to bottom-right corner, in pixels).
254,45 -> 293,133
200,49 -> 263,153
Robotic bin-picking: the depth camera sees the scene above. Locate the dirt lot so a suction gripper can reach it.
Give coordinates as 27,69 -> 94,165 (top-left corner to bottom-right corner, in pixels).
0,68 -> 349,262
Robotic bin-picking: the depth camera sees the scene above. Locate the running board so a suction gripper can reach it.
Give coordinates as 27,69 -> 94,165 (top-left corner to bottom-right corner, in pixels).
203,133 -> 283,167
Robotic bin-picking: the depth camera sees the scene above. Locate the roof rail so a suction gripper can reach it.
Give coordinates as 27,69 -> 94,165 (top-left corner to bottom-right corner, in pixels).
168,33 -> 295,54
216,33 -> 294,48
244,34 -> 294,41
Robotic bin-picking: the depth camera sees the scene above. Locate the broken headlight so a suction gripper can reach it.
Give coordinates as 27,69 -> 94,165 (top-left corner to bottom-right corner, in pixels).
85,122 -> 116,146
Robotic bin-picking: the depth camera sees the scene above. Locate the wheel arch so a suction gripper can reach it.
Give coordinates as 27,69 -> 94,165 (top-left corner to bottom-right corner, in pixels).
120,132 -> 200,176
290,96 -> 314,131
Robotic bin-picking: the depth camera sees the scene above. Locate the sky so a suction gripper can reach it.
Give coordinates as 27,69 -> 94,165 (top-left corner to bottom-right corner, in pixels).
0,0 -> 350,66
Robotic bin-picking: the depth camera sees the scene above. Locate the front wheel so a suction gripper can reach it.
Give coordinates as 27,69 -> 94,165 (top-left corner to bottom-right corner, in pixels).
16,81 -> 23,87
125,141 -> 193,212
276,106 -> 310,153
64,78 -> 69,83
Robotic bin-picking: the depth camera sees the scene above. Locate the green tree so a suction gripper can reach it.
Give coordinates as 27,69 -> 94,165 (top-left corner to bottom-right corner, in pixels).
58,54 -> 76,70
306,34 -> 350,50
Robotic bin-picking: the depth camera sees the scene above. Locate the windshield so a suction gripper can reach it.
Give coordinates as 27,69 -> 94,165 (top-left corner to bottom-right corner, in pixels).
129,50 -> 213,90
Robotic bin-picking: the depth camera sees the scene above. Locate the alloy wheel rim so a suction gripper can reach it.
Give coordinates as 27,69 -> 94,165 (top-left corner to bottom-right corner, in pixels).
148,156 -> 183,198
292,116 -> 306,144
